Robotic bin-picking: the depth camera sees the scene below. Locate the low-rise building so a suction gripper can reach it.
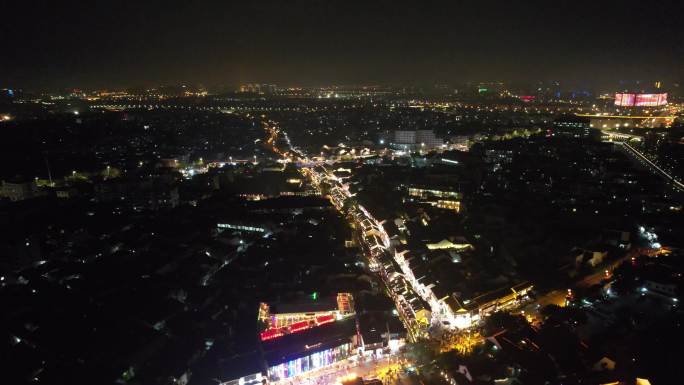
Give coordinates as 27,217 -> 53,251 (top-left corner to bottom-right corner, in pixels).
95,178 -> 179,210
391,130 -> 443,152
1,179 -> 36,202
553,115 -> 592,138
258,293 -> 355,332
263,317 -> 358,382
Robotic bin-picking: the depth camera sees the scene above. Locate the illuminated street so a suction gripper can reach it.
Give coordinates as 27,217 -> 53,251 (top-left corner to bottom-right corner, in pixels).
268,355 -> 412,385
266,122 -> 426,338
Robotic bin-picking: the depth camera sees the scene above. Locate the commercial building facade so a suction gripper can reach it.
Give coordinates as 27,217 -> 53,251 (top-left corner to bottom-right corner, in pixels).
391,130 -> 443,151
267,342 -> 354,381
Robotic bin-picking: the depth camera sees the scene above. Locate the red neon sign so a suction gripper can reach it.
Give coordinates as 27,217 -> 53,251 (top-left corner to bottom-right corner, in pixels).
315,314 -> 335,325
260,329 -> 284,341
260,317 -> 338,341
289,321 -> 311,333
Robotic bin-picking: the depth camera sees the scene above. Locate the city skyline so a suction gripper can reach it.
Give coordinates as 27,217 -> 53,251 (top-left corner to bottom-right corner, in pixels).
2,2 -> 683,385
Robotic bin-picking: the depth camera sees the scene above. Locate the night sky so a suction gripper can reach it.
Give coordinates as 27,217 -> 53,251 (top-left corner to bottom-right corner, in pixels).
2,0 -> 683,89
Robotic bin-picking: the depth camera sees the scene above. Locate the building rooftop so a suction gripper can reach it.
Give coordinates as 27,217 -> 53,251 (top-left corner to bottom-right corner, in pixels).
269,295 -> 339,314
262,317 -> 356,365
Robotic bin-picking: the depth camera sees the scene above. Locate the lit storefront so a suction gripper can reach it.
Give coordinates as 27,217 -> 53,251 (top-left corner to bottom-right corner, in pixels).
267,342 -> 353,381
262,317 -> 358,383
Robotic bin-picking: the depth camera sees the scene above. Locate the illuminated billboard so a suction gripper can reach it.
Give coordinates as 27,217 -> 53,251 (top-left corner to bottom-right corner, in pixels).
635,93 -> 667,106
615,93 -> 636,106
615,93 -> 667,107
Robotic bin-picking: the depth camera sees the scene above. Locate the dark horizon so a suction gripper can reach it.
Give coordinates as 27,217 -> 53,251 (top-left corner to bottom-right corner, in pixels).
2,0 -> 683,90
